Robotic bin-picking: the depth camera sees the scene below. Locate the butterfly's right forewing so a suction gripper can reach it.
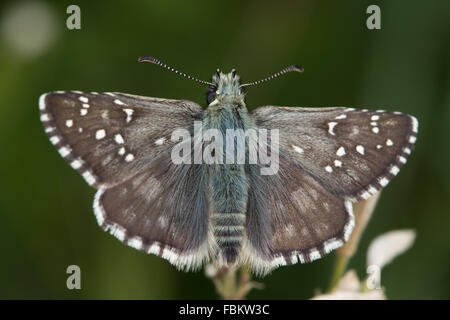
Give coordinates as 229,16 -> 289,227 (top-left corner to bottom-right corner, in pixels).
40,91 -> 203,188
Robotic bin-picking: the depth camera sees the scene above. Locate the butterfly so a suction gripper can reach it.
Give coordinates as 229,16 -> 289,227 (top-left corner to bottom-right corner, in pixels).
39,56 -> 418,275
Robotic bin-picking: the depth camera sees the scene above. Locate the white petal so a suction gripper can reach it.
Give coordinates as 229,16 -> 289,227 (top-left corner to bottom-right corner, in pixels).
367,229 -> 416,269
311,271 -> 385,300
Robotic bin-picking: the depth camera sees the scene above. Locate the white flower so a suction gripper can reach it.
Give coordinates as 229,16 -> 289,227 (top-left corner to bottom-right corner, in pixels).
367,229 -> 416,269
312,270 -> 386,300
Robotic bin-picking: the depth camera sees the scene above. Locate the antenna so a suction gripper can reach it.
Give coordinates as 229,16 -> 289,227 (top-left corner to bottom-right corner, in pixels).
239,65 -> 304,88
138,56 -> 214,87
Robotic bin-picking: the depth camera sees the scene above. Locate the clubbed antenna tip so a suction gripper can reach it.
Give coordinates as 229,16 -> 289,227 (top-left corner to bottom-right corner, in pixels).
291,65 -> 304,73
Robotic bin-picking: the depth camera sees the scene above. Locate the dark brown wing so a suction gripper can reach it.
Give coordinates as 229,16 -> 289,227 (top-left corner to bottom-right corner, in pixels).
251,106 -> 418,201
39,91 -> 203,188
243,157 -> 354,275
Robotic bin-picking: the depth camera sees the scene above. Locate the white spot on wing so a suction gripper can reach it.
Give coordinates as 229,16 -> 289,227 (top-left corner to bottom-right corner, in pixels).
155,137 -> 166,146
379,177 -> 389,187
371,115 -> 380,121
82,171 -> 96,186
372,127 -> 379,134
296,254 -> 305,264
71,159 -> 82,169
79,96 -> 89,103
50,136 -> 60,145
123,108 -> 134,122
356,145 -> 365,155
65,119 -> 73,128
39,94 -> 47,110
368,186 -> 378,194
162,248 -> 179,264
390,166 -> 400,175
324,239 -> 344,254
101,110 -> 109,120
328,122 -> 338,135
115,134 -> 124,144
309,249 -> 321,261
336,146 -> 346,157
157,216 -> 168,229
58,146 -> 70,157
125,153 -> 134,162
93,189 -> 106,225
108,224 -> 126,242
334,160 -> 342,167
95,129 -> 106,140
80,109 -> 88,116
343,201 -> 355,241
114,99 -> 126,106
325,165 -> 333,173
118,147 -> 125,155
386,139 -> 394,146
335,114 -> 347,120
361,191 -> 371,200
128,237 -> 143,250
411,116 -> 418,133
292,145 -> 304,154
148,243 -> 160,255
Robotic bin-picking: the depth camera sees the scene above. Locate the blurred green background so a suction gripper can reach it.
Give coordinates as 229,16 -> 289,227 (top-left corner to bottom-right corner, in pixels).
0,0 -> 449,299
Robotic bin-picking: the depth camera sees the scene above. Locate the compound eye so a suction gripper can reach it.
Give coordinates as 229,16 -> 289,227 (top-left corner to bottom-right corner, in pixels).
207,91 -> 217,105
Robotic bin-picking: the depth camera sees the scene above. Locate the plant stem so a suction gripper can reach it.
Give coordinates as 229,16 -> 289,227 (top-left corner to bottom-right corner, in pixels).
327,192 -> 381,292
328,255 -> 349,292
210,265 -> 263,299
221,267 -> 236,298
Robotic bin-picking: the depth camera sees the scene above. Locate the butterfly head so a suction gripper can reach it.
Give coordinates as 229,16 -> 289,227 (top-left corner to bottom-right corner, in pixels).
206,69 -> 245,107
138,56 -> 304,109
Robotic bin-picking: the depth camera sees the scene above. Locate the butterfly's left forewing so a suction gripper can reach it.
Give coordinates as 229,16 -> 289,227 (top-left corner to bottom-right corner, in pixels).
40,91 -> 212,270
252,106 -> 418,201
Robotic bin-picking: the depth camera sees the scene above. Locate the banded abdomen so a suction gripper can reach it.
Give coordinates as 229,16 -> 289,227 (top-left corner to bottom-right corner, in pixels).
210,165 -> 248,264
